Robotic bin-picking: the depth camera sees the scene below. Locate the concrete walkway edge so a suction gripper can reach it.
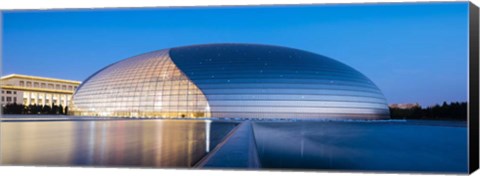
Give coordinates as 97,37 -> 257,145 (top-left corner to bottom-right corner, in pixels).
194,120 -> 261,169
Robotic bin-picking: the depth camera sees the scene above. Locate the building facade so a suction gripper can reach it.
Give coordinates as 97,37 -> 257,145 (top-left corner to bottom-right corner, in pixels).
72,43 -> 390,119
1,74 -> 81,107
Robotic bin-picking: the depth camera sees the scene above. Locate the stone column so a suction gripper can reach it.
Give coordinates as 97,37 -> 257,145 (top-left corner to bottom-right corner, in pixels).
36,92 -> 40,106
25,92 -> 30,105
41,93 -> 46,106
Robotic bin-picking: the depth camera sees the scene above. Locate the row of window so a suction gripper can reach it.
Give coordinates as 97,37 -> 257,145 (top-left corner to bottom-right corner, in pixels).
1,96 -> 17,103
18,81 -> 78,91
24,98 -> 61,105
1,90 -> 17,94
1,90 -> 72,105
22,92 -> 70,105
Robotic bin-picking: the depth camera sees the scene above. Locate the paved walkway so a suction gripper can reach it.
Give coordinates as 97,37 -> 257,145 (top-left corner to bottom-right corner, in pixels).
195,120 -> 261,169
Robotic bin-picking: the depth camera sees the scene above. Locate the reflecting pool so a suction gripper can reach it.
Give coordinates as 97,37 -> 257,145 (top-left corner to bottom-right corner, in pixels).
252,120 -> 467,173
1,116 -> 237,168
1,115 -> 468,173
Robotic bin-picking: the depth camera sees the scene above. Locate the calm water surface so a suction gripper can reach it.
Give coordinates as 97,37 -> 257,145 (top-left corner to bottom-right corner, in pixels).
253,120 -> 467,173
1,116 -> 237,168
1,115 -> 468,173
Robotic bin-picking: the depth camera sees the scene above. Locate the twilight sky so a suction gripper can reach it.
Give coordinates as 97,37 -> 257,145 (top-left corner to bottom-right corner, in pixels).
2,2 -> 469,106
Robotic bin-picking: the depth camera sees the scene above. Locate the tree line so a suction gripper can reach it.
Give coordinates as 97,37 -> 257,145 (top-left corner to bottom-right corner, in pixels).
389,101 -> 467,121
2,103 -> 69,115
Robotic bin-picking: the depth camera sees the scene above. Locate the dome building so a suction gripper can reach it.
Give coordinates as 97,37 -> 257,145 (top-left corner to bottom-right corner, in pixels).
71,44 -> 390,119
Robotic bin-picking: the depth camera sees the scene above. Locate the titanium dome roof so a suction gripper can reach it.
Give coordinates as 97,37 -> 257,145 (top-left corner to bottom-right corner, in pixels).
71,43 -> 390,119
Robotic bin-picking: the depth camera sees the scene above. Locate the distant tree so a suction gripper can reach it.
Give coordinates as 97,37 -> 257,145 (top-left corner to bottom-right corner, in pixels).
59,104 -> 64,114
36,104 -> 42,114
51,103 -> 58,114
42,105 -> 51,114
64,106 -> 69,115
3,103 -> 25,114
29,104 -> 38,114
2,103 -> 73,115
389,101 -> 467,120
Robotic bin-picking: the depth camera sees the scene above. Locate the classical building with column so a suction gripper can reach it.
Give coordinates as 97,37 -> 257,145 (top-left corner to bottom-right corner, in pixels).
1,74 -> 81,107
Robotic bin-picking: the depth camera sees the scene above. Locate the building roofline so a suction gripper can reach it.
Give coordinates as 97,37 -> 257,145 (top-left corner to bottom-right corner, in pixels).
1,74 -> 81,85
1,85 -> 75,94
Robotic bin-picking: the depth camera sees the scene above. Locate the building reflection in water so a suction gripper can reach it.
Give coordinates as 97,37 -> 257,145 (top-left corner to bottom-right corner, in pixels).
252,121 -> 467,173
1,119 -> 236,168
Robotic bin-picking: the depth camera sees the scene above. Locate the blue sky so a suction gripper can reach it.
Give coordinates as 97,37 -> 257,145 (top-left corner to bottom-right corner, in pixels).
2,2 -> 469,106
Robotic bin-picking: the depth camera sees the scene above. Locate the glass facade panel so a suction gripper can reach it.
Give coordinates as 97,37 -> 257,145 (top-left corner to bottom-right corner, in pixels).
71,50 -> 210,118
72,44 -> 390,119
169,44 -> 390,119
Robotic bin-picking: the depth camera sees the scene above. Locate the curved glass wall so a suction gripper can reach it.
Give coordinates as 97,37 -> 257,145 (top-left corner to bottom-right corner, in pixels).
169,44 -> 390,119
71,50 -> 210,118
72,43 -> 390,119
